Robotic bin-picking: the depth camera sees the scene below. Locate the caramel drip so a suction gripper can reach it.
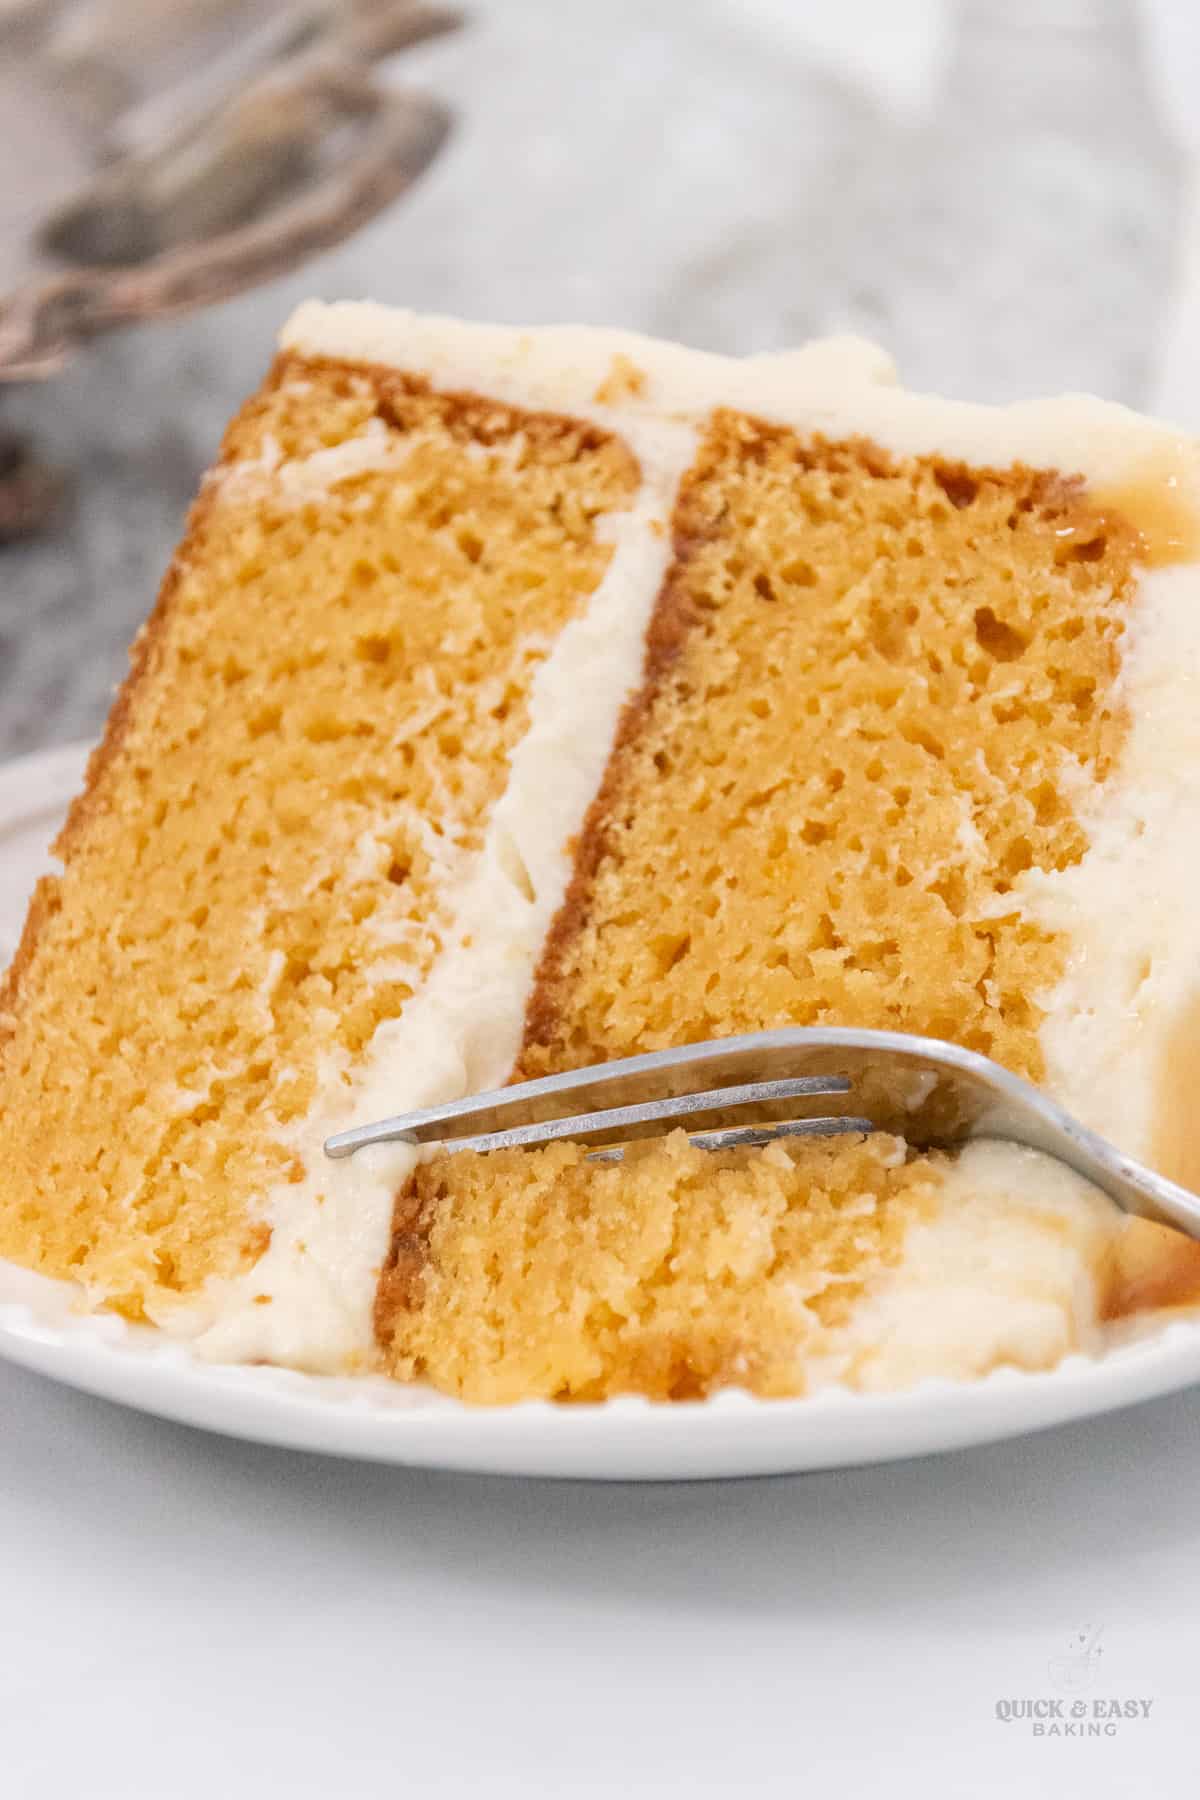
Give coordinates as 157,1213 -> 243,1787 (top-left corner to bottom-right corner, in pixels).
1108,1220 -> 1200,1320
1089,450 -> 1200,568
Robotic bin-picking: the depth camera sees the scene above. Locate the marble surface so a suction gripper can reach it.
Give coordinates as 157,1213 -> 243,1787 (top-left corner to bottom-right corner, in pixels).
4,1361 -> 1200,1797
0,0 -> 1193,757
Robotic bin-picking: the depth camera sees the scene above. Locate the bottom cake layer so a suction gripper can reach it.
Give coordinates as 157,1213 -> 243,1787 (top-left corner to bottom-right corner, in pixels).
375,1133 -> 1137,1403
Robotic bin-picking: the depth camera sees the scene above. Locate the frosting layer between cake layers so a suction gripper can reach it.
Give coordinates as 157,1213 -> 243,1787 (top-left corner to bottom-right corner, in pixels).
182,302 -> 1200,1377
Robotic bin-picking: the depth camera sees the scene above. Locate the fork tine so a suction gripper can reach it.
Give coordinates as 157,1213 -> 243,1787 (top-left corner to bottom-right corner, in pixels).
587,1115 -> 874,1163
325,1068 -> 852,1158
431,1077 -> 858,1157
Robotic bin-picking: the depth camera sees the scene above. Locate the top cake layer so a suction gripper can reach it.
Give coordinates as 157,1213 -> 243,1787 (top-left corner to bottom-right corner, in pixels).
4,301 -> 1200,1390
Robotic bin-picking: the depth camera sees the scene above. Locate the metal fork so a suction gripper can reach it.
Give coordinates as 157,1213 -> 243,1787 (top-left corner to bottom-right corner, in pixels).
323,1026 -> 1200,1240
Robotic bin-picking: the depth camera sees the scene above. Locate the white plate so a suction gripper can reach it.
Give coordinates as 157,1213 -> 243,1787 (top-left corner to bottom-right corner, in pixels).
5,741 -> 1200,1479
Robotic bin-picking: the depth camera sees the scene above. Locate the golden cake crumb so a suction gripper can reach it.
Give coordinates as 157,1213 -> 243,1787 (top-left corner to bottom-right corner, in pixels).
378,1131 -> 943,1402
523,421 -> 1137,1080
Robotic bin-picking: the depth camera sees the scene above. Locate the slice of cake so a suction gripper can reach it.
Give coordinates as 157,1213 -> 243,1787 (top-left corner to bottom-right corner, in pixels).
3,301 -> 1200,1401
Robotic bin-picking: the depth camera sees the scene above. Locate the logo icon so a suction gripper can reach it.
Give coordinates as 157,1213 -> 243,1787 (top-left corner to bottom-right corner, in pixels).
1047,1626 -> 1104,1693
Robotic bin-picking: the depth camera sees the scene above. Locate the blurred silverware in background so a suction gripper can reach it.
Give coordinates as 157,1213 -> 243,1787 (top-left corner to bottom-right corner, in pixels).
0,0 -> 461,532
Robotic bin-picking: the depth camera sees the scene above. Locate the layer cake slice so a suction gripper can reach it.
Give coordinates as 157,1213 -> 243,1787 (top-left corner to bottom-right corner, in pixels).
4,303 -> 1200,1399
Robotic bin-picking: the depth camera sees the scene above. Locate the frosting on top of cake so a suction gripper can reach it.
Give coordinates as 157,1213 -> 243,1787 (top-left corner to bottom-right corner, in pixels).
284,300 -> 1195,488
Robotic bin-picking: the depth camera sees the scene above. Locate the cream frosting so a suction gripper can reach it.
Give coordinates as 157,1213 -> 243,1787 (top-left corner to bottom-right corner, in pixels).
814,1141 -> 1120,1390
170,301 -> 1200,1382
283,300 -> 1194,489
1016,560 -> 1200,1164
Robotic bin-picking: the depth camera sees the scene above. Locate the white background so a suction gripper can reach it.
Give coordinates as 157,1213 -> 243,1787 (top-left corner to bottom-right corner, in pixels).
4,1358 -> 1200,1794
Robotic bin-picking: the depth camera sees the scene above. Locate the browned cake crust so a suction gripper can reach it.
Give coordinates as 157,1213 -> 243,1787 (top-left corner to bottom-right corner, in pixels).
0,442 -> 221,1045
